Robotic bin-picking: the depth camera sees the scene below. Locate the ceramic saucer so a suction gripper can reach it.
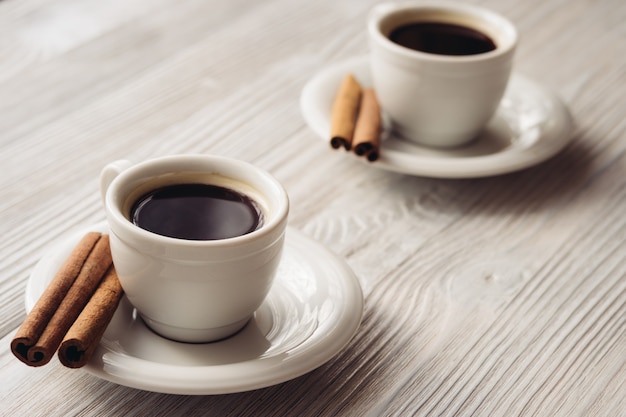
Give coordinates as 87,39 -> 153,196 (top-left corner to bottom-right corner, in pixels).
25,222 -> 363,395
300,55 -> 574,178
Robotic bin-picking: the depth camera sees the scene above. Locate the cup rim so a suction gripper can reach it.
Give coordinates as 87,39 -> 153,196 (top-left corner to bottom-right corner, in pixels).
104,154 -> 289,249
368,1 -> 518,63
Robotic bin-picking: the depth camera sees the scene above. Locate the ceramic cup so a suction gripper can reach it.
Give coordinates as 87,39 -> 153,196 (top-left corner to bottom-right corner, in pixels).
368,1 -> 518,147
100,154 -> 289,343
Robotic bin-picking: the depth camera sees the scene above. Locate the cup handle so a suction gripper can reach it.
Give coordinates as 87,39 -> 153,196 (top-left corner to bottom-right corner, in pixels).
100,160 -> 133,204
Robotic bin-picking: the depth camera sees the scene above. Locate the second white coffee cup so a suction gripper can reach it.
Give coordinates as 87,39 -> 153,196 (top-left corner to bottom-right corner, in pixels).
368,1 -> 518,148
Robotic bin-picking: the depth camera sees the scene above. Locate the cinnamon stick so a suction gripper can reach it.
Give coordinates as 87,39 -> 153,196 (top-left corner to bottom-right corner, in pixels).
330,74 -> 362,150
18,235 -> 113,366
58,266 -> 123,368
11,232 -> 102,366
353,88 -> 382,162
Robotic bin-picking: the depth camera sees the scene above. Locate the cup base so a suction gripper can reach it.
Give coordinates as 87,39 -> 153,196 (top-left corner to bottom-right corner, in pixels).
395,124 -> 481,149
141,314 -> 251,343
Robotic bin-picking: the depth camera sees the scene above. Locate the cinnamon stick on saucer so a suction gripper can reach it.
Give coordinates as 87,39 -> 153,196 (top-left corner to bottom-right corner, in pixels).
353,88 -> 382,162
330,74 -> 362,150
11,234 -> 113,367
10,232 -> 101,366
28,235 -> 112,366
59,265 -> 123,368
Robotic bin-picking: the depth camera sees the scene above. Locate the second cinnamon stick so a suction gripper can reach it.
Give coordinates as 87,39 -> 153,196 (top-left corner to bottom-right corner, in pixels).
353,88 -> 382,162
58,266 -> 123,368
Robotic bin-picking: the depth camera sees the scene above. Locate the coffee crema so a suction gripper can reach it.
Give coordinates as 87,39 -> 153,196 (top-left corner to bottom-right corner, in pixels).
389,22 -> 496,56
130,183 -> 263,240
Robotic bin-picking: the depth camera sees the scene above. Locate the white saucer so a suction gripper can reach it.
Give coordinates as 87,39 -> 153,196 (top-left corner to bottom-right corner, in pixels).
300,55 -> 574,178
25,222 -> 363,395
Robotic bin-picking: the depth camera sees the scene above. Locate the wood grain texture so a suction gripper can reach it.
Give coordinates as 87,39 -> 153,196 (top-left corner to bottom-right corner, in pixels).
1,0 -> 625,415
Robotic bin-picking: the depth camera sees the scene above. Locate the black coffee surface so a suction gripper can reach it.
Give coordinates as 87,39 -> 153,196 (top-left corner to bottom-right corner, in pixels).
131,183 -> 262,240
389,22 -> 496,55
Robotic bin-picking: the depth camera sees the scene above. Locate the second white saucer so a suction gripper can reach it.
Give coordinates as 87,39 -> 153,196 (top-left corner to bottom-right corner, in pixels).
300,55 -> 573,178
25,222 -> 364,395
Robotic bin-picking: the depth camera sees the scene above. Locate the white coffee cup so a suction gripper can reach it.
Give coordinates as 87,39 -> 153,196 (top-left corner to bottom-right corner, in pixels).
100,154 -> 289,343
368,1 -> 518,148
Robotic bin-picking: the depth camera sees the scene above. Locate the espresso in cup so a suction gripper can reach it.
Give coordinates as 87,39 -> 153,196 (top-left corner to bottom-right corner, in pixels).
131,183 -> 263,241
389,22 -> 496,56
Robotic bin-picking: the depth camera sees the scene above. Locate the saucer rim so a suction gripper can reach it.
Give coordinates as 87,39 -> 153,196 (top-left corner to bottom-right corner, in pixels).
24,222 -> 364,395
300,55 -> 574,178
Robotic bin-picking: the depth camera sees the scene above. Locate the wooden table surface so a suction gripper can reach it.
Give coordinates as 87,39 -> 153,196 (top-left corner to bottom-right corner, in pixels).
1,0 -> 625,415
